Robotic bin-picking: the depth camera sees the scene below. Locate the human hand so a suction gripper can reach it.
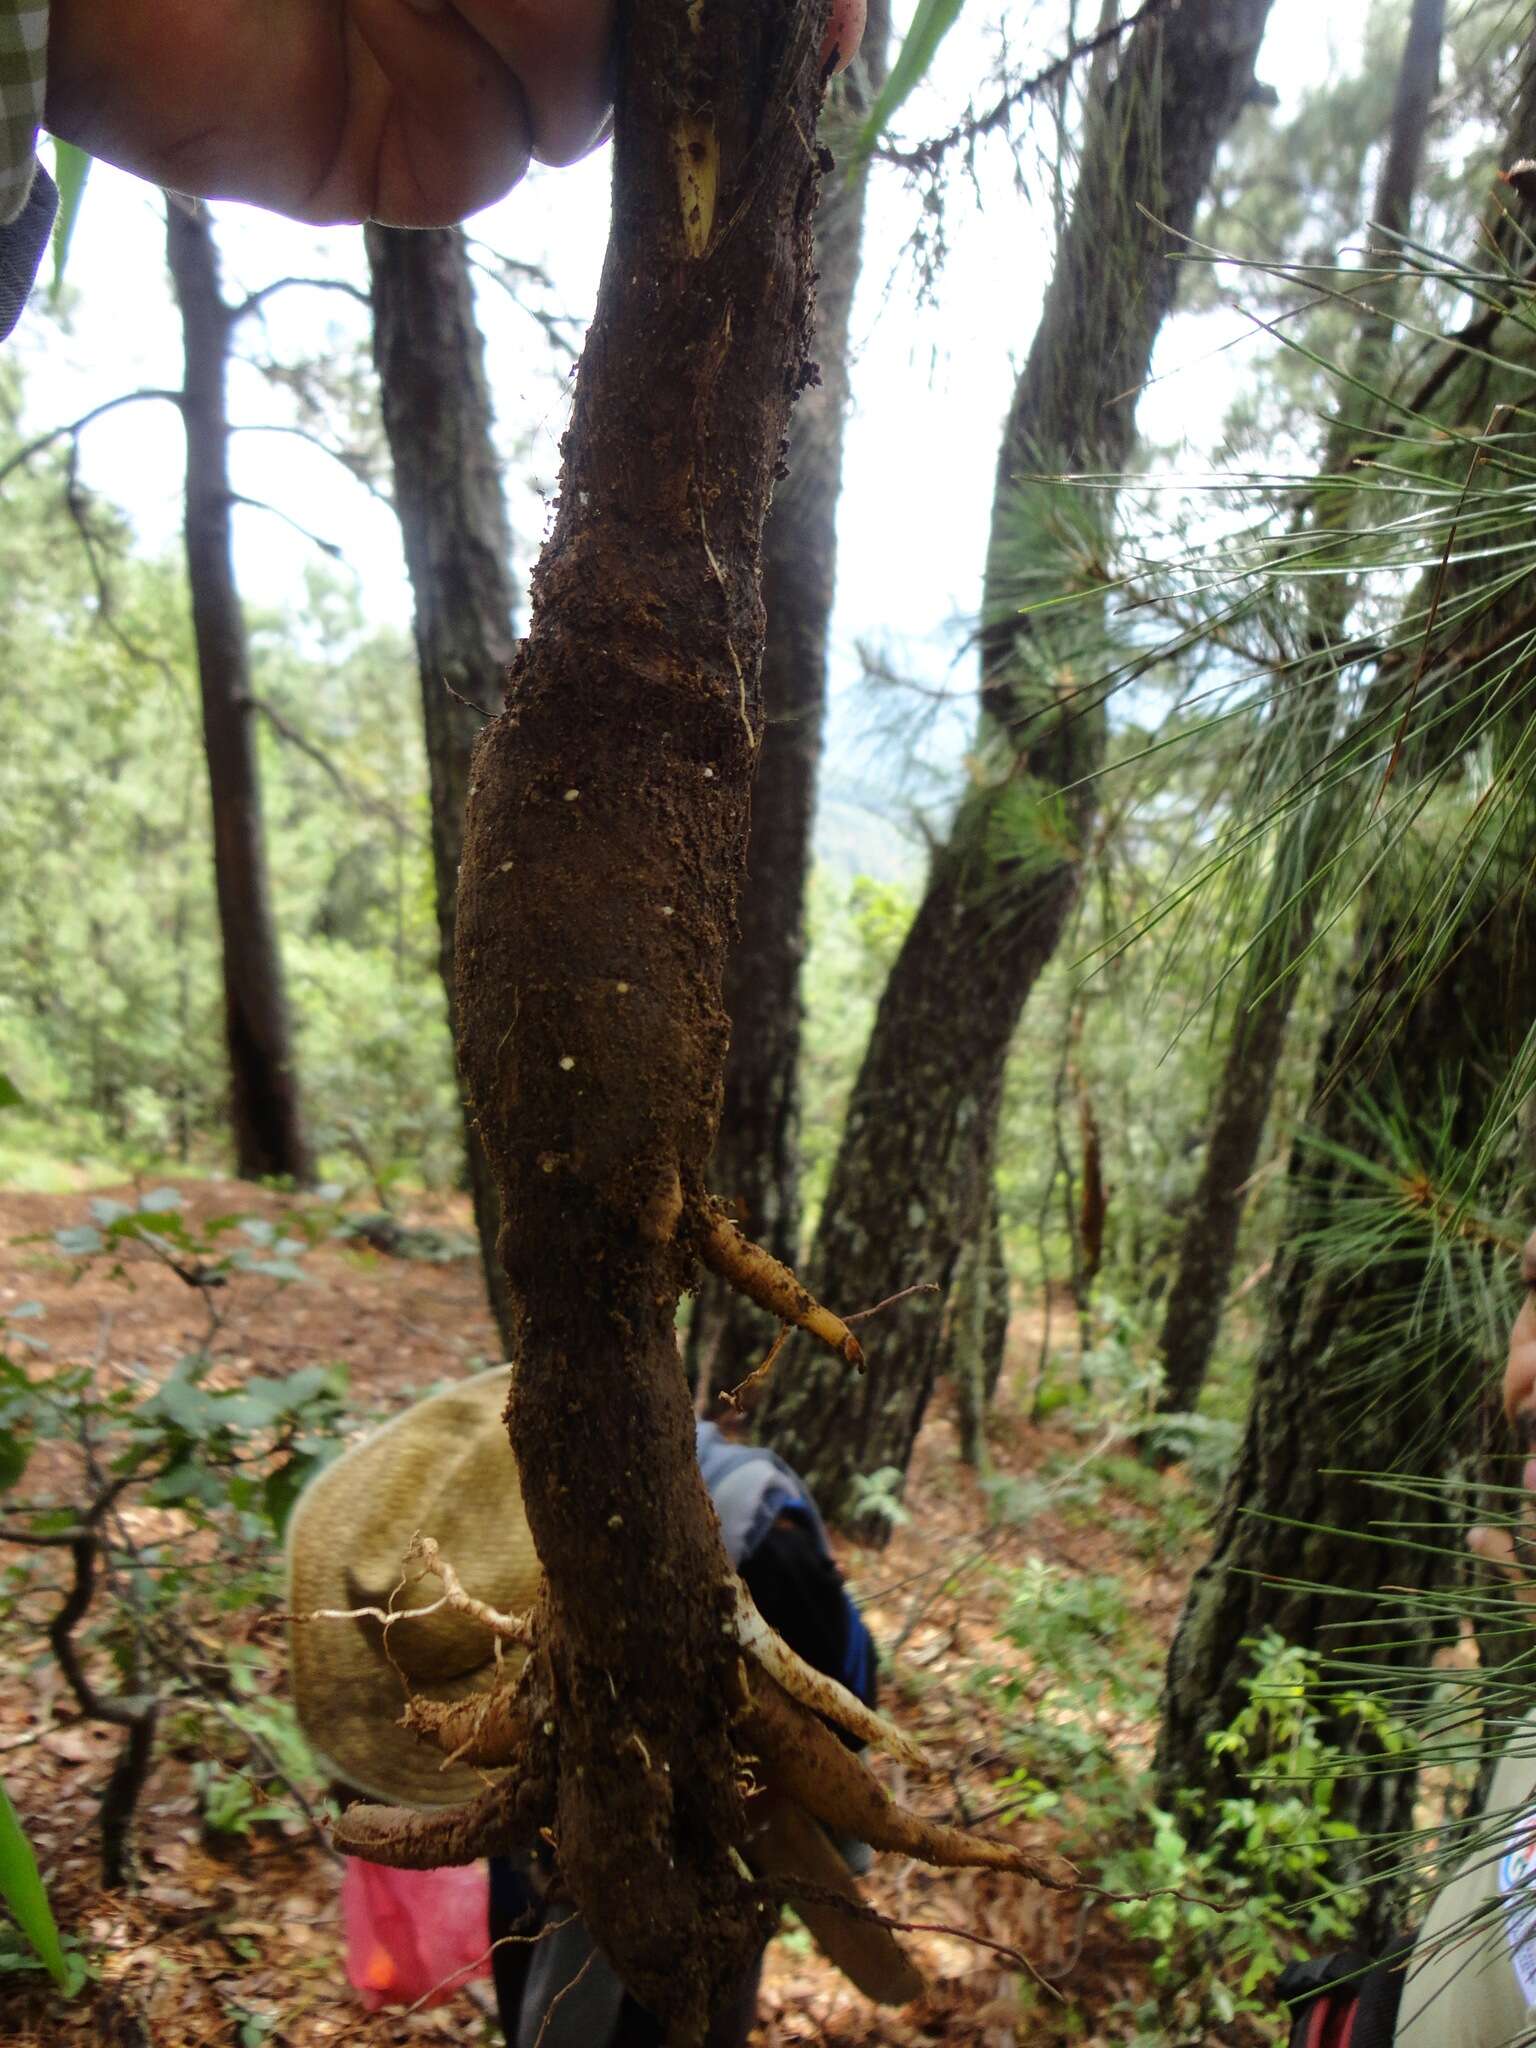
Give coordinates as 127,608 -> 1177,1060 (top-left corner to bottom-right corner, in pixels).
1468,1229 -> 1536,1594
1503,1230 -> 1536,1430
43,1 -> 869,229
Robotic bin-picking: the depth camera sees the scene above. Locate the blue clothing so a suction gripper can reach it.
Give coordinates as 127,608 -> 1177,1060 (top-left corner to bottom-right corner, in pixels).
695,1418 -> 874,1703
0,165 -> 54,341
696,1417 -> 830,1563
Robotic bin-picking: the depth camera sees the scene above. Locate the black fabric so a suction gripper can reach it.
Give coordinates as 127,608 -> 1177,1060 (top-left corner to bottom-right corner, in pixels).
1278,1943 -> 1410,2048
488,1512 -> 874,2047
1,167 -> 56,342
488,1857 -> 540,2040
740,1508 -> 875,1720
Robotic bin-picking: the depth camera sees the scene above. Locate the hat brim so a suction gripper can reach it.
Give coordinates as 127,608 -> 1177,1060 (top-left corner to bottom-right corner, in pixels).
286,1368 -> 540,1809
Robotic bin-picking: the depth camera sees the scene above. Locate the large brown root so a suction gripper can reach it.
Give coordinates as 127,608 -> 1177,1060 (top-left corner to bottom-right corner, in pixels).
333,1776 -> 531,1869
745,1795 -> 925,2004
741,1670 -> 1078,1887
447,5 -> 838,2036
402,1682 -> 532,1771
728,1581 -> 925,1767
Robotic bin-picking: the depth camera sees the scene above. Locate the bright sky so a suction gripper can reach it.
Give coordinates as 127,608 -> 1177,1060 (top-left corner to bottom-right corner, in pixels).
4,0 -> 1375,861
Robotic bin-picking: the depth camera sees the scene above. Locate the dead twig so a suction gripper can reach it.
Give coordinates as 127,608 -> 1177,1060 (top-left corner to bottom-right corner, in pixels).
870,0 -> 1176,178
846,1280 -> 941,1326
751,1874 -> 1064,2000
719,1325 -> 789,1412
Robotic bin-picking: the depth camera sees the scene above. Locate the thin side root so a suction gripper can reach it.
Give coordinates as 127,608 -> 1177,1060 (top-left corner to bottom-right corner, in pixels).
287,1532 -> 534,1650
743,1672 -> 1077,1889
695,1208 -> 864,1370
402,1534 -> 536,1645
721,1325 -> 789,1411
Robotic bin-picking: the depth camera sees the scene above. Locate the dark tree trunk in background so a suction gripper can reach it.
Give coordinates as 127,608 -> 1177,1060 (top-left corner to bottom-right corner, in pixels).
759,0 -> 1274,1533
954,1188 -> 1010,1468
1155,886 -> 1536,1941
165,201 -> 311,1185
1154,0 -> 1446,1421
686,2 -> 891,1400
365,223 -> 519,1355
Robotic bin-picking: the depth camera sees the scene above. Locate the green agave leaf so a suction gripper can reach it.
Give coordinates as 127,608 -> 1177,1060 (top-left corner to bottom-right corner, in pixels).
854,0 -> 967,158
49,141 -> 92,302
0,1073 -> 21,1110
0,1779 -> 72,1991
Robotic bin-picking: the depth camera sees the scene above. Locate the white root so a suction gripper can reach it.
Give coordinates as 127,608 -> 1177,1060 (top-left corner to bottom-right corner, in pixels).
729,1577 -> 927,1772
401,1534 -> 535,1646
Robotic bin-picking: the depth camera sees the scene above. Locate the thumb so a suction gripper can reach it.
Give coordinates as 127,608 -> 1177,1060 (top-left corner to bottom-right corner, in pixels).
1469,1524 -> 1516,1570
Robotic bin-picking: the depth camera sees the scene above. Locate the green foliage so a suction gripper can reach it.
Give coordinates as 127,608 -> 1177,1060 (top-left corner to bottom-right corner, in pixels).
1004,1558 -> 1139,1696
1132,1413 -> 1242,1496
5,1194 -> 349,1526
975,1555 -> 1414,2035
1188,0 -> 1523,453
186,1688 -> 324,1839
48,141 -> 92,302
844,1464 -> 911,1532
1102,1632 -> 1404,2036
988,1611 -> 1401,2040
0,1779 -> 83,1994
0,408 -> 456,1189
0,1201 -> 352,1865
798,868 -> 918,1231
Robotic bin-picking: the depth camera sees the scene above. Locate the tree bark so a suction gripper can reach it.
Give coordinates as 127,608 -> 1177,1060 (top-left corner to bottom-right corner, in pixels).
759,0 -> 1274,1533
954,1186 -> 1010,1468
165,200 -> 311,1185
452,5 -> 835,2032
686,2 -> 891,1401
365,222 -> 519,1354
1154,0 -> 1447,1420
1155,884 -> 1536,1939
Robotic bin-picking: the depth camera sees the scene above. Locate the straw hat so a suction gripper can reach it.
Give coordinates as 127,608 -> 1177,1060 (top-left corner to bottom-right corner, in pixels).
286,1367 -> 541,1808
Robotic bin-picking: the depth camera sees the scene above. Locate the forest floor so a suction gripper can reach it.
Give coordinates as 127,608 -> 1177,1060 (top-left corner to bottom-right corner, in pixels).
0,1177 -> 1225,2048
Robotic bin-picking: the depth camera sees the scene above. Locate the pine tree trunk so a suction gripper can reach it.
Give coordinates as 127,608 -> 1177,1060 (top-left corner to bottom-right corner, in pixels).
1155,891 -> 1536,1941
365,222 -> 519,1354
165,200 -> 310,1185
452,6 -> 832,2031
759,0 -> 1275,1533
686,2 -> 891,1400
955,1187 -> 1010,1467
1155,0 -> 1446,1420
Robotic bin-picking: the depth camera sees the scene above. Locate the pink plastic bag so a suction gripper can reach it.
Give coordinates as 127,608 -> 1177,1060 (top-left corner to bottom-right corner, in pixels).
341,1857 -> 493,2011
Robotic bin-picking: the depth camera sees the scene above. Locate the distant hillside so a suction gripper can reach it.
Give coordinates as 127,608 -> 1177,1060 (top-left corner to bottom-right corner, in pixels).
811,784 -> 926,883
